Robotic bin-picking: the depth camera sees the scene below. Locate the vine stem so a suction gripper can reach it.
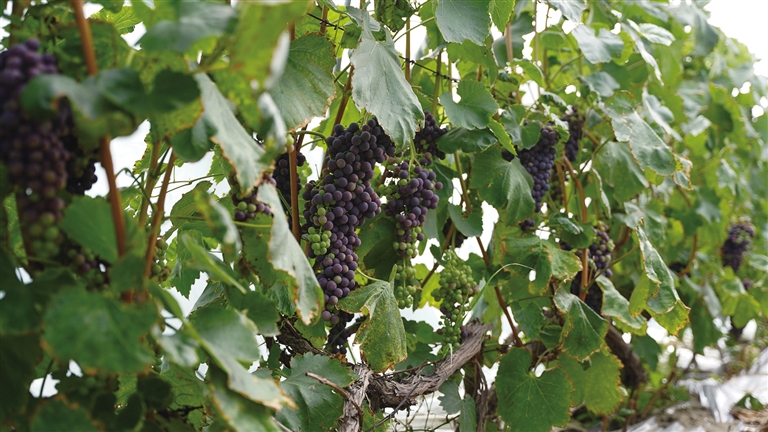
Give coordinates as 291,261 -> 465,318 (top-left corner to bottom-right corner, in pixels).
38,359 -> 54,398
143,152 -> 176,280
71,0 -> 126,257
494,286 -> 524,348
505,22 -> 513,67
319,6 -> 329,33
290,128 -> 306,242
139,142 -> 162,226
431,50 -> 442,114
404,19 -> 411,82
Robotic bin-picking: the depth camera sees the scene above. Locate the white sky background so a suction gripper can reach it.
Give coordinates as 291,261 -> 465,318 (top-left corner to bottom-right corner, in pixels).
6,0 -> 765,397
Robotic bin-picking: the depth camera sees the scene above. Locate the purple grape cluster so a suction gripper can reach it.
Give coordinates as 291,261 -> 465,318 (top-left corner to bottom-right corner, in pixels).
413,111 -> 447,163
519,218 -> 536,231
65,244 -> 110,290
562,107 -> 584,162
590,223 -> 614,278
721,221 -> 756,273
432,250 -> 479,354
303,119 -> 395,350
230,175 -> 276,221
502,124 -> 558,212
326,311 -> 355,355
272,151 -> 306,203
384,160 -> 441,259
570,275 -> 602,314
1,39 -> 71,259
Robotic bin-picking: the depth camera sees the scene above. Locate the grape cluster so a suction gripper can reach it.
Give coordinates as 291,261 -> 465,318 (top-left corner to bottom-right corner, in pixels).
0,39 -> 72,259
501,124 -> 558,212
303,119 -> 395,350
562,107 -> 584,162
432,250 -> 479,354
721,221 -> 756,273
519,218 -> 536,231
392,262 -> 418,308
413,111 -> 447,163
150,238 -> 171,282
272,151 -> 306,203
590,223 -> 614,278
326,311 -> 356,355
570,275 -> 602,314
383,160 -> 441,259
66,245 -> 109,290
230,175 -> 275,222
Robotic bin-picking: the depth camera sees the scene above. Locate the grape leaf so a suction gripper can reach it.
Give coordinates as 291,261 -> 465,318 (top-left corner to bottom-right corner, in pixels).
272,34 -> 336,130
140,2 -> 237,52
571,25 -> 624,64
435,0 -> 491,45
350,14 -> 424,148
208,364 -> 281,432
471,147 -> 535,225
554,287 -> 608,361
581,71 -> 620,98
43,286 -> 157,373
179,234 -> 248,295
30,399 -> 99,432
496,348 -> 573,432
1,334 -> 42,422
558,349 -> 624,415
91,6 -> 141,34
545,0 -> 586,23
195,74 -> 270,194
595,276 -> 646,334
338,281 -> 407,372
438,380 -> 462,414
447,204 -> 483,237
277,353 -> 356,432
489,0 -> 514,30
437,128 -> 497,154
440,80 -> 499,130
592,141 -> 648,203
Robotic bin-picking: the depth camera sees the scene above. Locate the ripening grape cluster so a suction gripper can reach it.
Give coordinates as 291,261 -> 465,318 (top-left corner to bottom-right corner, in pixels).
590,223 -> 614,278
230,175 -> 275,222
66,245 -> 109,290
383,160 -> 441,259
721,221 -> 755,273
433,250 -> 479,354
272,151 -> 306,203
0,39 -> 72,259
392,262 -> 418,308
413,111 -> 447,163
302,119 -> 395,351
502,124 -> 558,212
150,238 -> 171,282
562,107 -> 584,162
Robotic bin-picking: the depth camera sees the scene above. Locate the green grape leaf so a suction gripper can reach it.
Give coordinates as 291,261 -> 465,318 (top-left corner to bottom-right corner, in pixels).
581,71 -> 620,98
91,6 -> 141,34
437,128 -> 497,154
272,34 -> 336,130
636,227 -> 677,313
447,204 -> 483,237
604,94 -> 676,176
156,330 -> 200,368
438,380 -> 462,414
689,300 -> 721,355
374,0 -> 416,32
350,18 -> 424,148
440,80 -> 499,130
225,289 -> 281,337
95,68 -> 200,116
43,287 -> 157,373
546,0 -> 585,23
245,185 -> 323,325
30,399 -> 99,432
140,2 -> 237,52
208,364 -> 281,432
356,214 -> 400,280
592,141 -> 648,203
229,0 -> 312,84
195,74 -> 270,194
511,301 -> 546,339
571,25 -> 624,64
59,196 -> 118,263
558,349 -> 624,415
459,396 -> 477,432
277,353 -> 356,432
554,287 -> 608,361
471,147 -> 535,225
499,106 -> 541,150
496,348 -> 573,432
193,190 -> 241,260
435,0 -> 491,45
170,230 -> 204,298
338,281 -> 407,372
488,118 -> 515,154
1,334 -> 42,422
179,234 -> 248,294
595,277 -> 646,334
494,230 -> 581,295
489,0 -> 514,30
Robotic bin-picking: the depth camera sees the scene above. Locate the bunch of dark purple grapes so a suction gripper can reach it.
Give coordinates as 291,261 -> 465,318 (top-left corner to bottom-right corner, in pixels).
562,107 -> 584,162
502,124 -> 558,212
230,176 -> 275,222
721,221 -> 755,273
272,150 -> 306,203
570,275 -> 602,314
383,160 -> 441,259
302,119 -> 395,350
590,223 -> 614,278
413,110 -> 447,163
0,39 -> 72,259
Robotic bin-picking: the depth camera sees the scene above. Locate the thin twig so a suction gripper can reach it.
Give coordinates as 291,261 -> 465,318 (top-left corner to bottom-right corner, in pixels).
144,152 -> 176,280
494,286 -> 524,348
38,360 -> 54,398
306,372 -> 363,418
290,128 -> 306,242
139,142 -> 162,226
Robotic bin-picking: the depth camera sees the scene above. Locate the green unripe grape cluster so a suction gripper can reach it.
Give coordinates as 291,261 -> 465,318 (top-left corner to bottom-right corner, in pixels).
433,250 -> 478,354
393,261 -> 418,308
151,238 -> 171,282
28,213 -> 62,259
307,225 -> 332,256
